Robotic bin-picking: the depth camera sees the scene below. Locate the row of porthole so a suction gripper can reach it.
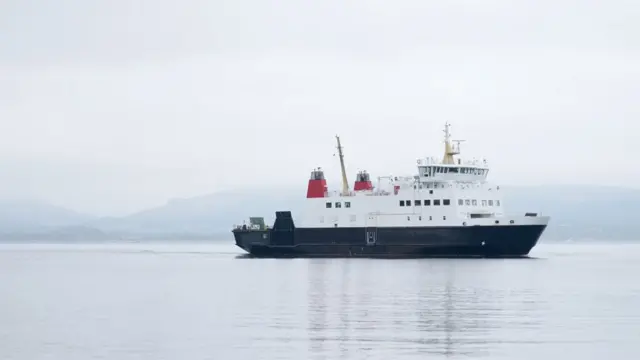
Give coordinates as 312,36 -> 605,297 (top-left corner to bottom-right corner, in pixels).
459,199 -> 501,206
408,216 -> 446,221
462,220 -> 516,226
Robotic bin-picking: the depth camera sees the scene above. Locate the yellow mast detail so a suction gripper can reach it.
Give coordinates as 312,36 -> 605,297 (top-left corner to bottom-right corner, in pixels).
335,135 -> 350,196
441,122 -> 461,164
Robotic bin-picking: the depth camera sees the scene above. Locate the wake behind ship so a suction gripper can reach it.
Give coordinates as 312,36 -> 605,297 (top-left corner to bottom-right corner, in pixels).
232,123 -> 549,258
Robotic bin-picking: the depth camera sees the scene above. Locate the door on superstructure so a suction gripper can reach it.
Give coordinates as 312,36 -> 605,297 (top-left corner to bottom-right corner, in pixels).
365,214 -> 378,246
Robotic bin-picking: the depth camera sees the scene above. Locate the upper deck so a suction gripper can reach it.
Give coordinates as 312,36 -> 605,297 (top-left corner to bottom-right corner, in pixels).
307,122 -> 492,199
417,156 -> 489,182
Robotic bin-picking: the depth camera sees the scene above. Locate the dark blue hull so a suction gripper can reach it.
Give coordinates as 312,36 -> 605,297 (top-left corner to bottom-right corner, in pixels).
232,212 -> 546,258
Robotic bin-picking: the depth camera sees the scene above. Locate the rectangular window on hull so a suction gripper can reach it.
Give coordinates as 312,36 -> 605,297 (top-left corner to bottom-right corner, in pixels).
458,199 -> 463,205
472,200 -> 477,206
496,200 -> 501,206
443,199 -> 450,206
415,200 -> 421,206
424,200 -> 431,206
399,200 -> 405,206
326,202 -> 332,208
345,202 -> 351,208
434,199 -> 441,206
465,199 -> 470,205
482,200 -> 487,206
488,200 -> 494,206
335,202 -> 342,208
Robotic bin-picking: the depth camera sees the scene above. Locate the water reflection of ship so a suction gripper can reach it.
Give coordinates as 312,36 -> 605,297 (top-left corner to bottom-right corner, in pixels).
306,259 -> 359,359
414,262 -> 479,356
415,261 -> 526,357
338,260 -> 350,359
306,259 -> 329,358
305,260 -> 542,357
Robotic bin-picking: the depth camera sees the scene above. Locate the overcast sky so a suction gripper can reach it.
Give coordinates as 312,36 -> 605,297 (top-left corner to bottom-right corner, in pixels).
1,0 -> 638,216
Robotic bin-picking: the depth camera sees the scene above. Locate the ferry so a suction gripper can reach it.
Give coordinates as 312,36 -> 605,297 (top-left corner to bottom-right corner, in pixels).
232,123 -> 549,258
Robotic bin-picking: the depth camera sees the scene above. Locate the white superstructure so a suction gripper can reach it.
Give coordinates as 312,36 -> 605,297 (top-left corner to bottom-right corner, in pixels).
296,123 -> 548,229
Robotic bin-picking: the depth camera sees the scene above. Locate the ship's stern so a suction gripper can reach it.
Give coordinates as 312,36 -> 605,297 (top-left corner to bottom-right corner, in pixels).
232,216 -> 272,255
232,228 -> 270,254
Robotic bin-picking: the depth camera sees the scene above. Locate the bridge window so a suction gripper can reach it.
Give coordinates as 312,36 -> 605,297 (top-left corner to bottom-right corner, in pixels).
488,200 -> 494,206
399,200 -> 405,206
472,200 -> 477,206
415,200 -> 422,206
496,200 -> 501,206
335,202 -> 342,208
406,200 -> 411,206
424,199 -> 431,206
345,202 -> 351,208
326,202 -> 332,208
482,200 -> 487,206
434,199 -> 441,206
443,199 -> 450,206
458,199 -> 463,205
465,199 -> 470,205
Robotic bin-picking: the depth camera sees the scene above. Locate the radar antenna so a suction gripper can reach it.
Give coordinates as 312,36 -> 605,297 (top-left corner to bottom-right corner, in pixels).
451,139 -> 465,154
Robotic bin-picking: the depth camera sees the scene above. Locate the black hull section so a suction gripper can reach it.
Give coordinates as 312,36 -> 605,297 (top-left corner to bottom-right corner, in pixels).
233,214 -> 546,258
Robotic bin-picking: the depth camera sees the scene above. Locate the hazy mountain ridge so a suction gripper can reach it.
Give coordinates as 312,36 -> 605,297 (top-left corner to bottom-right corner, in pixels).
87,188 -> 303,235
0,199 -> 95,233
1,185 -> 639,242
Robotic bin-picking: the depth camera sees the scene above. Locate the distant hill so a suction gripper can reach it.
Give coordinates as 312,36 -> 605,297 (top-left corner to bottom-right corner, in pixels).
0,199 -> 95,233
88,187 -> 303,235
1,185 -> 639,242
501,185 -> 640,241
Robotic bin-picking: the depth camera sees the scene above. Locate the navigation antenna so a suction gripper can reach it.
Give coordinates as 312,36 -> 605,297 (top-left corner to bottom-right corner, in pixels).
335,135 -> 350,196
452,140 -> 465,155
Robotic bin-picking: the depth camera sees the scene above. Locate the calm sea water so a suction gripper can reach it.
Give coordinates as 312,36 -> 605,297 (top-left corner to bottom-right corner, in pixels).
1,241 -> 639,360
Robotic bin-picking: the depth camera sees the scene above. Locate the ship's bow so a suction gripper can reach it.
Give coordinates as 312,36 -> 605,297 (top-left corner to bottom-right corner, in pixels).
471,215 -> 549,257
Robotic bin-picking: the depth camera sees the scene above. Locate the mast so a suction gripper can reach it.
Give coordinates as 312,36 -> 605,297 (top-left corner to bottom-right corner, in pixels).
335,135 -> 350,196
441,122 -> 461,164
